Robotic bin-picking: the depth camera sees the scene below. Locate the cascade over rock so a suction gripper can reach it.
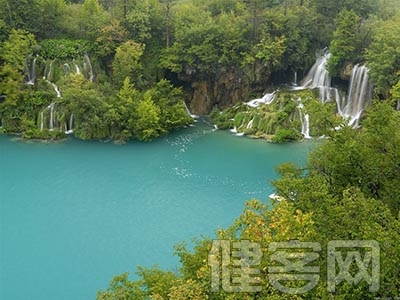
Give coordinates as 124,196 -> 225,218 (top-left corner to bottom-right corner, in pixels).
214,50 -> 374,141
342,65 -> 373,127
23,54 -> 94,135
188,71 -> 249,115
297,51 -> 372,128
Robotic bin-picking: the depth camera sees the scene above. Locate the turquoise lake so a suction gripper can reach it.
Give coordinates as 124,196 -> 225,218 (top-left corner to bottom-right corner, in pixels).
0,122 -> 314,300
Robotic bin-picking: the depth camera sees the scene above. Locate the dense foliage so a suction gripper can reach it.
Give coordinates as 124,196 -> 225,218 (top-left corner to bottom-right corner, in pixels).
0,0 -> 399,141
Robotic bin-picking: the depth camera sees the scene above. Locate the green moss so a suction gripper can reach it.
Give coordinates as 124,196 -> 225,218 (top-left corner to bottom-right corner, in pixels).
271,128 -> 302,143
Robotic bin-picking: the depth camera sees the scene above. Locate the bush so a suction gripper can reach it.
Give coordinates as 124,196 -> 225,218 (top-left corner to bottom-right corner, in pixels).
272,128 -> 302,143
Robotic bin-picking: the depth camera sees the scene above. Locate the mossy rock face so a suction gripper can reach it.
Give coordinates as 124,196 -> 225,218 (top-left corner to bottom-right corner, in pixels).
211,88 -> 342,143
22,128 -> 66,140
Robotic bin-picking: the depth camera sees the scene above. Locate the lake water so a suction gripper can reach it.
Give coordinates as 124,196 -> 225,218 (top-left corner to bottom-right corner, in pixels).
0,121 -> 313,300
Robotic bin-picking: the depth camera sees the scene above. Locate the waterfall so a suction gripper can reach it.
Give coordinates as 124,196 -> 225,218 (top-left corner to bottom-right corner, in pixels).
341,65 -> 373,127
298,103 -> 311,139
40,104 -> 73,134
48,102 -> 55,131
246,118 -> 254,129
333,88 -> 344,116
246,91 -> 276,107
84,54 -> 94,82
183,102 -> 199,119
298,52 -> 334,103
40,111 -> 44,131
296,52 -> 372,127
44,80 -> 62,98
303,114 -> 311,139
66,114 -> 74,134
63,63 -> 71,73
26,55 -> 38,85
51,83 -> 62,98
293,70 -> 297,86
301,52 -> 331,89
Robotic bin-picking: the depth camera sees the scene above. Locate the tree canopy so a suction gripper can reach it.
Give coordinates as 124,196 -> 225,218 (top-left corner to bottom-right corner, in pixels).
0,0 -> 399,141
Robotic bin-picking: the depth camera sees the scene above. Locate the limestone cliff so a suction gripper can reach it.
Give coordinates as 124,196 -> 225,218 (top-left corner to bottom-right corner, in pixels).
187,71 -> 249,115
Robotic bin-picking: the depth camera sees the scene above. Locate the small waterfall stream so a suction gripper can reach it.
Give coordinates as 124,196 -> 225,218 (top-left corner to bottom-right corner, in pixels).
24,54 -> 96,134
25,55 -> 38,85
246,91 -> 276,107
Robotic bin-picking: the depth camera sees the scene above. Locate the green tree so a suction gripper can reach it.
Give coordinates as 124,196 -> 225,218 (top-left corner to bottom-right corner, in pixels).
148,79 -> 192,132
61,0 -> 111,41
96,272 -> 145,300
62,73 -> 109,140
159,2 -> 248,78
106,76 -> 141,140
112,40 -> 144,88
376,0 -> 400,19
365,15 -> 400,97
310,0 -> 377,20
390,73 -> 400,108
123,0 -> 152,43
133,93 -> 161,141
0,0 -> 41,34
0,28 -> 36,117
328,9 -> 361,77
95,20 -> 129,74
0,29 -> 37,72
97,267 -> 178,300
36,0 -> 67,39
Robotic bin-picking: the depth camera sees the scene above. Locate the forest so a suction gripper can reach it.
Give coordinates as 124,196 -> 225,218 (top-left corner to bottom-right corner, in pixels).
1,0 -> 400,299
0,0 -> 400,142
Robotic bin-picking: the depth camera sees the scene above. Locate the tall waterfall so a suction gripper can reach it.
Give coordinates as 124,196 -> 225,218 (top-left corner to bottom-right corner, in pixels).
299,53 -> 372,127
25,55 -> 38,85
299,51 -> 341,104
341,65 -> 373,127
301,52 -> 331,89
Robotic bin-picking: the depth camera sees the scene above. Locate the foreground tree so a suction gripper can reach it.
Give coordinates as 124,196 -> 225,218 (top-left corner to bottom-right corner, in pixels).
133,93 -> 162,141
365,14 -> 400,97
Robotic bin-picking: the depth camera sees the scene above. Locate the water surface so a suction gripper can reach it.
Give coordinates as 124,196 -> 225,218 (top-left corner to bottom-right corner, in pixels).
0,122 -> 313,300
